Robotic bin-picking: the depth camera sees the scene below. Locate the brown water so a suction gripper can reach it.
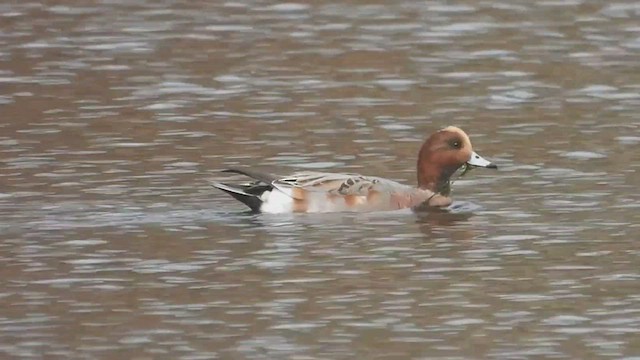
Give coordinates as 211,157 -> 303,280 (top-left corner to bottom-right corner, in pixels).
1,0 -> 640,358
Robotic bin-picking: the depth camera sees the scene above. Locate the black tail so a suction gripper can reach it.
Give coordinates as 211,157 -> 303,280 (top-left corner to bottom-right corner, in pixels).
222,167 -> 279,185
210,181 -> 264,212
212,168 -> 280,212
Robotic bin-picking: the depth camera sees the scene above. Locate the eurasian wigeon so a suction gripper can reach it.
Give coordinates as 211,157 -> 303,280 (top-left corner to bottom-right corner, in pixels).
212,126 -> 497,213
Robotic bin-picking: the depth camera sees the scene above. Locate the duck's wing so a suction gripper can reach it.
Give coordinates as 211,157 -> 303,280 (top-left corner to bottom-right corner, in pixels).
272,171 -> 385,197
219,168 -> 393,196
271,171 -> 444,211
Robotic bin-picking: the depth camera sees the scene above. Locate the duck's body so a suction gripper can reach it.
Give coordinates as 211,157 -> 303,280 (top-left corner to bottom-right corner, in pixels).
212,169 -> 451,214
212,126 -> 497,213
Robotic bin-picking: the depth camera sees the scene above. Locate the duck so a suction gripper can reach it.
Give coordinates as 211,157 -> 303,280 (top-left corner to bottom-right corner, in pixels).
211,126 -> 497,213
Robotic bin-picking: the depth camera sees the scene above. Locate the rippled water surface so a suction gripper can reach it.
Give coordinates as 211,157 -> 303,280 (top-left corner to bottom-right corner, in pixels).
1,0 -> 640,358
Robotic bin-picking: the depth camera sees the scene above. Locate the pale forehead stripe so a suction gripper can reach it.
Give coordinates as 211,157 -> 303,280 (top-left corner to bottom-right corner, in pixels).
439,126 -> 471,145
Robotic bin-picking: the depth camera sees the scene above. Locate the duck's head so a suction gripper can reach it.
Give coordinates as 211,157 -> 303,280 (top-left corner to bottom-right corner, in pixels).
417,126 -> 497,194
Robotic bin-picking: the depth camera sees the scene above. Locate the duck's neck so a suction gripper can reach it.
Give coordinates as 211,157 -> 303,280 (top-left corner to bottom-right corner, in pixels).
417,162 -> 459,196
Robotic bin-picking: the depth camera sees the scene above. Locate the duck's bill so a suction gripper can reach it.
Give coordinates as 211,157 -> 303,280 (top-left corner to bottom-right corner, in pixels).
467,151 -> 497,169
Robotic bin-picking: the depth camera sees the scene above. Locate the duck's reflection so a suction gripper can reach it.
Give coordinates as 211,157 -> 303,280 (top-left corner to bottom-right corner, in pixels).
218,200 -> 482,243
414,201 -> 478,240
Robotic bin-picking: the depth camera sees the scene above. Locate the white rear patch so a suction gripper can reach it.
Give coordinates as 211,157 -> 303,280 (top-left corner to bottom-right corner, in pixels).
260,189 -> 294,213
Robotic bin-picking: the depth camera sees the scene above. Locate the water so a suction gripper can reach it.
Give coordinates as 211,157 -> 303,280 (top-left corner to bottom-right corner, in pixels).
1,0 -> 640,358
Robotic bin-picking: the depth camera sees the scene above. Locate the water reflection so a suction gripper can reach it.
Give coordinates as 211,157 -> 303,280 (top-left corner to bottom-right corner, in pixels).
1,0 -> 640,358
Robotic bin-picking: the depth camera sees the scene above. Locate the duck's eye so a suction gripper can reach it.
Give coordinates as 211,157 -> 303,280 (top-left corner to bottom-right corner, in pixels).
450,140 -> 461,149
